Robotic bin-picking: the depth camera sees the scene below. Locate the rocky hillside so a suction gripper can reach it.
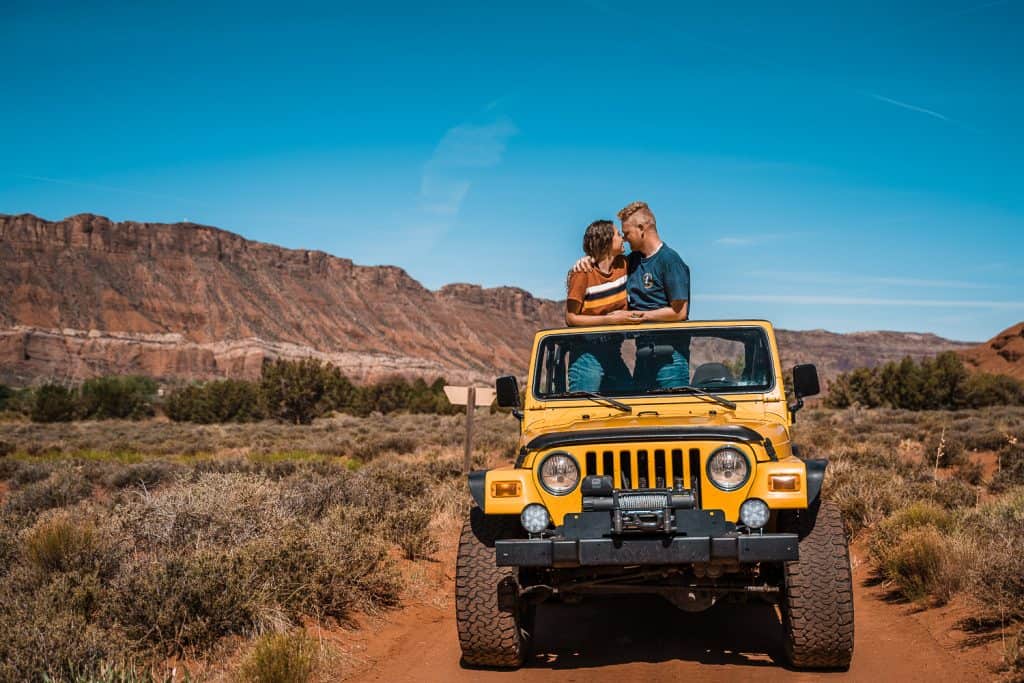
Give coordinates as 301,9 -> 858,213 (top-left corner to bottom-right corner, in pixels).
0,213 -> 975,386
960,322 -> 1024,380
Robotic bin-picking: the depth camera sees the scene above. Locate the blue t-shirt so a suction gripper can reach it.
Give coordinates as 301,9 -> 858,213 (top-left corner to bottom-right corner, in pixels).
626,243 -> 690,311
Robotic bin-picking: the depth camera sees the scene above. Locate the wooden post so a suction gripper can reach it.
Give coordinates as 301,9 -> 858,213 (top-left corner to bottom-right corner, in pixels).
464,386 -> 476,473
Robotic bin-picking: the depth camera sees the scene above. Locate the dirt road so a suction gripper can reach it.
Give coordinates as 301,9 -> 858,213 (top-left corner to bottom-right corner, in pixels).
346,547 -> 998,683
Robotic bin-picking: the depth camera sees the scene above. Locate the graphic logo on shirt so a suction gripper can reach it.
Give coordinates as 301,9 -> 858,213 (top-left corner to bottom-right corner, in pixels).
642,273 -> 654,289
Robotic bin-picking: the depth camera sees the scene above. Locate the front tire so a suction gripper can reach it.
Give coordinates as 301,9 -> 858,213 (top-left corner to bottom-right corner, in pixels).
781,501 -> 855,669
455,507 -> 530,668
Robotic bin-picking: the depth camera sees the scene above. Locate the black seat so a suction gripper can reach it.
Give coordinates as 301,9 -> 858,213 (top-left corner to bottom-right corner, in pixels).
691,362 -> 734,385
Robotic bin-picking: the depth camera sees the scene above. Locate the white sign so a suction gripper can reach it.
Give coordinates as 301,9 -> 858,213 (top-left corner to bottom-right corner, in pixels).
444,385 -> 496,407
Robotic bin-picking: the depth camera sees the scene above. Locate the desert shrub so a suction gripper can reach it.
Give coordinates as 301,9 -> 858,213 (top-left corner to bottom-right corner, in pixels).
990,443 -> 1024,492
165,379 -> 265,424
113,519 -> 400,655
351,433 -> 419,461
1005,629 -> 1024,677
955,459 -> 985,486
77,376 -> 157,420
963,372 -> 1024,408
873,526 -> 967,604
0,383 -> 12,410
9,461 -> 54,487
0,457 -> 21,482
0,597 -> 126,683
823,462 -> 907,536
922,432 -> 966,468
31,383 -> 77,423
260,359 -> 348,425
105,461 -> 183,490
389,501 -> 438,560
113,550 -> 259,653
0,516 -> 19,574
240,631 -> 315,683
5,469 -> 94,515
117,473 -> 290,550
910,477 -> 977,510
960,425 -> 1010,451
279,470 -> 350,519
961,490 -> 1024,623
0,439 -> 14,457
23,514 -> 120,579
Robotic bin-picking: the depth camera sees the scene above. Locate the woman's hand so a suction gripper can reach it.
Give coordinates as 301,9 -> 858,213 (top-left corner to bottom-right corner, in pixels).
606,309 -> 644,324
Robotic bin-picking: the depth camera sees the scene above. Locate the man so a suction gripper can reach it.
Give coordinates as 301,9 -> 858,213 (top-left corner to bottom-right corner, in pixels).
618,201 -> 690,323
573,201 -> 691,387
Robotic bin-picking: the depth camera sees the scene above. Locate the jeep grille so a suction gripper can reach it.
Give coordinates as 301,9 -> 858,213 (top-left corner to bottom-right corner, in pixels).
582,448 -> 702,498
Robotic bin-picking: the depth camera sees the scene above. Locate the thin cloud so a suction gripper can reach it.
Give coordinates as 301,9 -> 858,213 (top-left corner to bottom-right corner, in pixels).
713,233 -> 791,247
703,294 -> 1024,309
748,271 -> 996,290
419,117 -> 517,217
866,93 -> 950,122
16,174 -> 208,206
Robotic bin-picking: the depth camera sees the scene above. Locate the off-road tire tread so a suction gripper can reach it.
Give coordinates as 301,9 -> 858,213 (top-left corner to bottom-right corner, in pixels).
455,507 -> 526,668
782,500 -> 855,669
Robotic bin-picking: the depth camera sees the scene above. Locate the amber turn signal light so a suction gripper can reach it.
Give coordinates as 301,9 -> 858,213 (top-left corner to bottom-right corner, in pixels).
768,474 -> 801,492
491,481 -> 521,498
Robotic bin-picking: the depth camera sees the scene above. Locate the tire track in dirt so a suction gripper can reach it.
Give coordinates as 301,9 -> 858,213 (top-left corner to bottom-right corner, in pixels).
346,548 -> 999,683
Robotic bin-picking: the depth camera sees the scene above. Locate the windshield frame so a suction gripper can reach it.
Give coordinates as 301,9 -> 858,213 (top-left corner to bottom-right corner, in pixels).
530,324 -> 778,403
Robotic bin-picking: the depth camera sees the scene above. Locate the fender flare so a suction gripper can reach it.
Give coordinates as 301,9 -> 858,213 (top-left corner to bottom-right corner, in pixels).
468,470 -> 488,511
805,458 -> 828,505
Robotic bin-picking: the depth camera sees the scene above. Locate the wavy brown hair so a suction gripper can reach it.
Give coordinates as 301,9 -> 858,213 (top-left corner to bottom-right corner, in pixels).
582,220 -> 616,260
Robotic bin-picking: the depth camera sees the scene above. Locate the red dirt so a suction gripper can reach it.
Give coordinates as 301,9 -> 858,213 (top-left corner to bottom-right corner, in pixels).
341,544 -> 1001,682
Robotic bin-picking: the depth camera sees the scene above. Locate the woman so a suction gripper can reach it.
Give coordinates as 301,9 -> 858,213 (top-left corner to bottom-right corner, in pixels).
565,220 -> 634,392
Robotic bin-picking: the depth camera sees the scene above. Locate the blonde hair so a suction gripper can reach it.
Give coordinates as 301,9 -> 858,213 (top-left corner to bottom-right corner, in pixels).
617,200 -> 656,228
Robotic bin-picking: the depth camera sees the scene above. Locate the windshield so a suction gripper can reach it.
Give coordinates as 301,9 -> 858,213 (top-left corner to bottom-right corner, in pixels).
533,326 -> 775,399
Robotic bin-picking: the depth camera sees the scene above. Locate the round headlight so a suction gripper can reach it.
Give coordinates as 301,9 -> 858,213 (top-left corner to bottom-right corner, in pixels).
706,447 -> 751,491
740,498 -> 770,529
520,504 -> 551,533
539,452 -> 580,495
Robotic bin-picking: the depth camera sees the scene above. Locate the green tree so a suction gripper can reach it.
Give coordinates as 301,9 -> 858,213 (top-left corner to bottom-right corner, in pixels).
165,379 -> 264,423
825,353 -> 1023,410
30,384 -> 77,423
259,358 -> 342,425
77,375 -> 157,420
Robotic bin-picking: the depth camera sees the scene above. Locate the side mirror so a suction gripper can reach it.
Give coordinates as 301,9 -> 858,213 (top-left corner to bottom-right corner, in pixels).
789,364 -> 820,420
793,364 -> 820,398
495,376 -> 521,409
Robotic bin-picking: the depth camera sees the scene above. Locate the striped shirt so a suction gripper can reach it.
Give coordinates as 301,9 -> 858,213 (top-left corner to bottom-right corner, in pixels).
566,255 -> 629,315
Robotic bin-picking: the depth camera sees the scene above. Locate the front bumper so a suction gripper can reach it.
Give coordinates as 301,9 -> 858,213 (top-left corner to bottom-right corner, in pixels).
495,533 -> 798,567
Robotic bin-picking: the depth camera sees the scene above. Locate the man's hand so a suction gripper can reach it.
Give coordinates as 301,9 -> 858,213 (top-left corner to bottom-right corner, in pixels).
606,309 -> 643,324
571,255 -> 596,273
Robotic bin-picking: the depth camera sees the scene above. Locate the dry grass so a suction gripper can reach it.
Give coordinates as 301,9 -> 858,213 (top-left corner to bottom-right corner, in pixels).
795,408 -> 1024,674
0,411 -> 512,681
239,631 -> 316,683
1,408 -> 1022,679
0,412 -> 520,461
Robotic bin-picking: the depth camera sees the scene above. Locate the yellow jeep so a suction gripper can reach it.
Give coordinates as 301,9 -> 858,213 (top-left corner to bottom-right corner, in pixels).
455,319 -> 854,670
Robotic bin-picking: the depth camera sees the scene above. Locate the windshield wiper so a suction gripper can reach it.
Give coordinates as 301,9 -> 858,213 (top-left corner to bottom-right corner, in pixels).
547,391 -> 632,413
645,385 -> 737,410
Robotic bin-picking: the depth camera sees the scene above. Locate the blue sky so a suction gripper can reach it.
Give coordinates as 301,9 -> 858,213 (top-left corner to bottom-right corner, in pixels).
2,1 -> 1022,342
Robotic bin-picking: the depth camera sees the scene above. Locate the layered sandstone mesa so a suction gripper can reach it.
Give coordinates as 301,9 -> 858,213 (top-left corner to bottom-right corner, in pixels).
0,212 -> 976,386
0,213 -> 563,385
960,322 -> 1024,380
